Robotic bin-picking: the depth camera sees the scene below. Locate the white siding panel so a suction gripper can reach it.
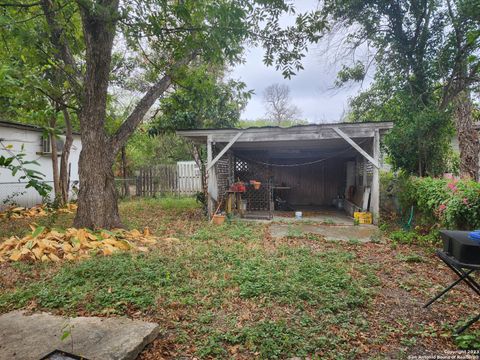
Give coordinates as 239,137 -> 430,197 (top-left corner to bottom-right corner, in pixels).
0,125 -> 82,209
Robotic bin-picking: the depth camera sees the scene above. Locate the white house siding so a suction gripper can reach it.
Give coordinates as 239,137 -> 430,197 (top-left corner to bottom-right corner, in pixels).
0,123 -> 82,209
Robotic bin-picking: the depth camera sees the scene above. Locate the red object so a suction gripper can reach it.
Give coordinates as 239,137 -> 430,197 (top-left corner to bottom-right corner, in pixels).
230,182 -> 246,192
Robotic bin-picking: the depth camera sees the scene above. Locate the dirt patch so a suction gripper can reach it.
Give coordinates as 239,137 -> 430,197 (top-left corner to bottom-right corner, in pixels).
0,263 -> 25,290
351,243 -> 479,358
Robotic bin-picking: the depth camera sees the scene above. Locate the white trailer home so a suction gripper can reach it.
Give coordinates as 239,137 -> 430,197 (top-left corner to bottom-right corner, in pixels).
0,120 -> 82,209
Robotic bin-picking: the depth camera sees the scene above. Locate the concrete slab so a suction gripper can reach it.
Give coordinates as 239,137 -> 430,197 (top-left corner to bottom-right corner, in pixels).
241,209 -> 355,225
270,223 -> 380,242
273,212 -> 353,225
0,311 -> 160,360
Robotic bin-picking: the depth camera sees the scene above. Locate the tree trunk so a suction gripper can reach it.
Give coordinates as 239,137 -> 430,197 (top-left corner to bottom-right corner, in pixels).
70,1 -> 187,228
74,130 -> 121,229
49,117 -> 61,202
417,138 -> 423,177
59,108 -> 73,205
50,134 -> 60,199
453,91 -> 479,181
74,2 -> 120,229
192,144 -> 207,195
121,145 -> 130,197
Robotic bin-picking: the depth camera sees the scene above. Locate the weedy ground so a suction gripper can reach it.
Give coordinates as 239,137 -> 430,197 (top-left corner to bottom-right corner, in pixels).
0,197 -> 479,359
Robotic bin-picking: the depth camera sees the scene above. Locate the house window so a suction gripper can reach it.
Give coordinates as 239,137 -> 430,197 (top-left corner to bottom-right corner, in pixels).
41,135 -> 65,155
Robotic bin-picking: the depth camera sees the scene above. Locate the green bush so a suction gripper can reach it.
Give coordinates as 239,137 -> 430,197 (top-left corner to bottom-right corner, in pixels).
389,229 -> 440,246
399,175 -> 480,230
455,331 -> 480,350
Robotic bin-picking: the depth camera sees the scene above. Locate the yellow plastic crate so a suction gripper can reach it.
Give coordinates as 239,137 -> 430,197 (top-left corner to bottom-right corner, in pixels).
354,212 -> 373,224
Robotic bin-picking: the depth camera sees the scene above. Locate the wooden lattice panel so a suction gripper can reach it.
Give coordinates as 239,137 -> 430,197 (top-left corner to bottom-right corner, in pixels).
234,158 -> 250,182
234,157 -> 272,212
243,182 -> 271,211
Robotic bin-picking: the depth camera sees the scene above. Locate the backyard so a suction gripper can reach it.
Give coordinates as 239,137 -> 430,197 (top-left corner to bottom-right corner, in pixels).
0,197 -> 478,359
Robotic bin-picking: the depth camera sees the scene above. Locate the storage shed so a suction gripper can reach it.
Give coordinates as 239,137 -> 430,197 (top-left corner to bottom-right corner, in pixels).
178,122 -> 393,223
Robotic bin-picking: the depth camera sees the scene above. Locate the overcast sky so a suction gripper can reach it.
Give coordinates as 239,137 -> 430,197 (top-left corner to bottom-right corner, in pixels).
230,1 -> 373,124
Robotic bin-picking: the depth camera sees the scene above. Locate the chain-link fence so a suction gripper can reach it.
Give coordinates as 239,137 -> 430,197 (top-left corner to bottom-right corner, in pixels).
0,181 -> 55,210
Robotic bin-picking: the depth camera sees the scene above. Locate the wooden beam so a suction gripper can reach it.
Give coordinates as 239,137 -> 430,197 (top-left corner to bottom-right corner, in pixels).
210,129 -> 373,143
206,135 -> 213,216
206,131 -> 243,171
332,127 -> 380,169
371,129 -> 381,224
177,122 -> 394,143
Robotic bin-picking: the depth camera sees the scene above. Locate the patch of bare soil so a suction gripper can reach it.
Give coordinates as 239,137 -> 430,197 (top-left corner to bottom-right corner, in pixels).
0,262 -> 60,293
0,263 -> 25,290
351,243 -> 479,358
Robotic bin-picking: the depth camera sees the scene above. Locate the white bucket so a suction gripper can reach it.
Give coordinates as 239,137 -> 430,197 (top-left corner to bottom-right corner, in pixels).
295,211 -> 302,219
240,200 -> 247,211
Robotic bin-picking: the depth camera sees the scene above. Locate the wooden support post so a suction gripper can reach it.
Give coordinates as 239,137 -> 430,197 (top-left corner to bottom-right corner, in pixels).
206,131 -> 243,171
363,157 -> 368,189
226,193 -> 233,214
332,127 -> 380,169
207,135 -> 214,217
371,129 -> 380,224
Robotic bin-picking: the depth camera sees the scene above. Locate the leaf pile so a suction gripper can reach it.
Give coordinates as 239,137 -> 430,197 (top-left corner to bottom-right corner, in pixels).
0,225 -> 157,263
56,203 -> 78,214
0,205 -> 48,219
0,203 -> 78,219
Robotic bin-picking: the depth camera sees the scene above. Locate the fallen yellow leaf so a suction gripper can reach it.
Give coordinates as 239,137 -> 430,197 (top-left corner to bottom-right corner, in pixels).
64,253 -> 76,261
9,250 -> 22,261
49,253 -> 61,262
63,242 -> 73,253
129,229 -> 142,237
32,248 -> 43,260
143,227 -> 151,236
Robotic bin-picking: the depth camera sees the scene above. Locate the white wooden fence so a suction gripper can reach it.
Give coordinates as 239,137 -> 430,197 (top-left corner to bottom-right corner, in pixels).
177,161 -> 202,195
0,162 -> 202,207
135,161 -> 202,197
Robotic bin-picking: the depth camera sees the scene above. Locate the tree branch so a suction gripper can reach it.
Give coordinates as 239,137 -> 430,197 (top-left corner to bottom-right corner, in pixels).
40,0 -> 82,94
0,2 -> 40,7
111,54 -> 197,154
34,86 -> 79,111
111,74 -> 172,154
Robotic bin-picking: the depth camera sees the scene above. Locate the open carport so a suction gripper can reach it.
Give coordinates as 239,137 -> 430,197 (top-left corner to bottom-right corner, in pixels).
178,121 -> 393,223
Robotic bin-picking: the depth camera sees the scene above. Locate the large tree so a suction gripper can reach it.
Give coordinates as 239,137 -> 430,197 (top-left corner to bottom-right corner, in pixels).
263,83 -> 302,125
323,0 -> 480,178
1,0 -> 324,228
0,12 -> 78,205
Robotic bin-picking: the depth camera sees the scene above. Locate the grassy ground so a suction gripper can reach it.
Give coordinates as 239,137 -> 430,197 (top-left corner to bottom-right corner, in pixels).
0,197 -> 479,358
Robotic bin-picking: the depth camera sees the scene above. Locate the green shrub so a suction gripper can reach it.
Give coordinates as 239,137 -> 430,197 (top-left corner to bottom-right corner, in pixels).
389,230 -> 417,244
455,331 -> 480,350
398,175 -> 480,230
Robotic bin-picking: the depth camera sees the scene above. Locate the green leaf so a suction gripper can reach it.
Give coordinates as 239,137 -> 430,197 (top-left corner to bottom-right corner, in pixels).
32,226 -> 45,238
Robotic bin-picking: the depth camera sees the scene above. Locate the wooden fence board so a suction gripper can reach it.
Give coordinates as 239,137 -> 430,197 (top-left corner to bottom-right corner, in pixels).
135,162 -> 201,197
